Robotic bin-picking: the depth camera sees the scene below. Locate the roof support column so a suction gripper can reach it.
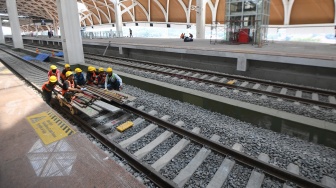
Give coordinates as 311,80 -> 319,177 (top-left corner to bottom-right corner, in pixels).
57,0 -> 85,65
0,18 -> 4,44
56,0 -> 68,63
114,0 -> 123,37
282,0 -> 295,25
196,0 -> 206,39
53,21 -> 59,36
6,0 -> 23,48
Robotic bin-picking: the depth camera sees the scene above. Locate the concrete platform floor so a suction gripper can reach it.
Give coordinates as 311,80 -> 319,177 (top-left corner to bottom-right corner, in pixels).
23,36 -> 336,61
0,62 -> 145,188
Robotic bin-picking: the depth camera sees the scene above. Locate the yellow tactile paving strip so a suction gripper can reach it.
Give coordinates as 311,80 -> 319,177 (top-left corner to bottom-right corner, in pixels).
26,110 -> 75,145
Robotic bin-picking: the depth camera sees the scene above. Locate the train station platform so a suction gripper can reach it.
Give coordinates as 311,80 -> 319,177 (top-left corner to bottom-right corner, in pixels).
0,62 -> 145,188
6,36 -> 336,90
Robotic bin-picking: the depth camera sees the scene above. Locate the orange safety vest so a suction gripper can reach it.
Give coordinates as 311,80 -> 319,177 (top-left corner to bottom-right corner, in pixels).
87,72 -> 96,85
60,69 -> 67,81
62,80 -> 75,95
96,74 -> 106,85
42,81 -> 55,92
48,69 -> 60,78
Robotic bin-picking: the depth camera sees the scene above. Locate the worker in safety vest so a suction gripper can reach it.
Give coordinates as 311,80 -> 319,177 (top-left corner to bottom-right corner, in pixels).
62,71 -> 82,101
74,68 -> 86,86
95,67 -> 106,88
48,65 -> 61,82
105,67 -> 122,91
86,66 -> 96,85
41,76 -> 60,105
60,64 -> 71,83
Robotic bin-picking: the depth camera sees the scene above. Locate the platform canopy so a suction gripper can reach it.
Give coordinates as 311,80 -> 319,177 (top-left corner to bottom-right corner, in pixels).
0,0 -> 335,32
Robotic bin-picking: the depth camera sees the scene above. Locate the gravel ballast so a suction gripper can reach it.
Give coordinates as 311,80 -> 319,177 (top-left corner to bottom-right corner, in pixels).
121,84 -> 336,184
85,59 -> 336,123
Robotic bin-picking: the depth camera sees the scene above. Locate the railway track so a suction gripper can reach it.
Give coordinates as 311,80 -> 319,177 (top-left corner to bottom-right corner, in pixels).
24,44 -> 336,111
1,46 -> 335,187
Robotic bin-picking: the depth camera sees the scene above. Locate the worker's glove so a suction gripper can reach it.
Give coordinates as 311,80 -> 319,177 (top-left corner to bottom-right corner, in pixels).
81,88 -> 86,91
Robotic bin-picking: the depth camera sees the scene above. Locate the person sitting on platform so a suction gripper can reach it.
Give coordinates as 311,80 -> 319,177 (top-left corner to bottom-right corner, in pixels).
184,36 -> 193,42
86,66 -> 97,85
74,68 -> 86,86
62,71 -> 82,102
48,65 -> 61,83
189,33 -> 193,39
105,67 -> 122,91
180,33 -> 185,39
60,64 -> 71,83
41,76 -> 60,105
95,67 -> 106,88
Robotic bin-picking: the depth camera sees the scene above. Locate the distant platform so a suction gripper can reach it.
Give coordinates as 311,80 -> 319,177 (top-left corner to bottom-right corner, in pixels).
5,36 -> 336,89
18,36 -> 336,60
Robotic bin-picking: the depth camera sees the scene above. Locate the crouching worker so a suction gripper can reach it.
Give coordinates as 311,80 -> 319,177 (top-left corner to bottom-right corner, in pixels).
42,76 -> 59,105
95,67 -> 106,88
105,67 -> 122,91
62,71 -> 82,102
74,68 -> 86,86
48,65 -> 61,82
86,66 -> 96,85
60,64 -> 71,83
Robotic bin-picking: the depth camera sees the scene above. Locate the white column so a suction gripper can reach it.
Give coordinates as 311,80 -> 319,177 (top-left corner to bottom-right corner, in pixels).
0,18 -> 5,44
282,0 -> 295,25
6,0 -> 23,48
114,0 -> 123,37
58,0 -> 87,65
56,0 -> 68,62
59,0 -> 84,65
196,0 -> 206,39
53,21 -> 59,36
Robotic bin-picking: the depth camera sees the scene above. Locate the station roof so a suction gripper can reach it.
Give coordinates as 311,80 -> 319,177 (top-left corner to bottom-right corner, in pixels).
0,0 -> 335,32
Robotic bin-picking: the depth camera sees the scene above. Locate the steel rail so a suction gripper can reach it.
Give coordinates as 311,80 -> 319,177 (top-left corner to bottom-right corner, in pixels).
84,55 -> 336,109
0,47 -> 177,188
0,47 -> 328,187
83,52 -> 336,96
116,103 -> 327,188
24,43 -> 336,96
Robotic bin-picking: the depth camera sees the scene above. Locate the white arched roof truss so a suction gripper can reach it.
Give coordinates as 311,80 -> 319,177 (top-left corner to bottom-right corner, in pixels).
152,0 -> 168,22
80,0 -> 100,25
206,0 -> 220,22
80,12 -> 94,26
120,3 -> 135,22
176,0 -> 188,23
103,0 -> 112,22
132,0 -> 149,21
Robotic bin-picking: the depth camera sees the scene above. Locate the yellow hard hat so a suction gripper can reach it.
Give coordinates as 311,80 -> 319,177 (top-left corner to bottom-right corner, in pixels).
65,64 -> 70,68
49,76 -> 57,83
99,68 -> 104,72
66,71 -> 73,77
75,68 -> 82,73
88,66 -> 96,72
50,65 -> 57,70
106,67 -> 113,72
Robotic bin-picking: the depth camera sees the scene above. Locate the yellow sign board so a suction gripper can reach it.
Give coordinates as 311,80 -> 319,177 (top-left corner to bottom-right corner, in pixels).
26,110 -> 75,145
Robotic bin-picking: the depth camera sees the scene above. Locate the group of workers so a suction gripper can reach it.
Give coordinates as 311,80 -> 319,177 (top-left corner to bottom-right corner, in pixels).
42,64 -> 122,105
